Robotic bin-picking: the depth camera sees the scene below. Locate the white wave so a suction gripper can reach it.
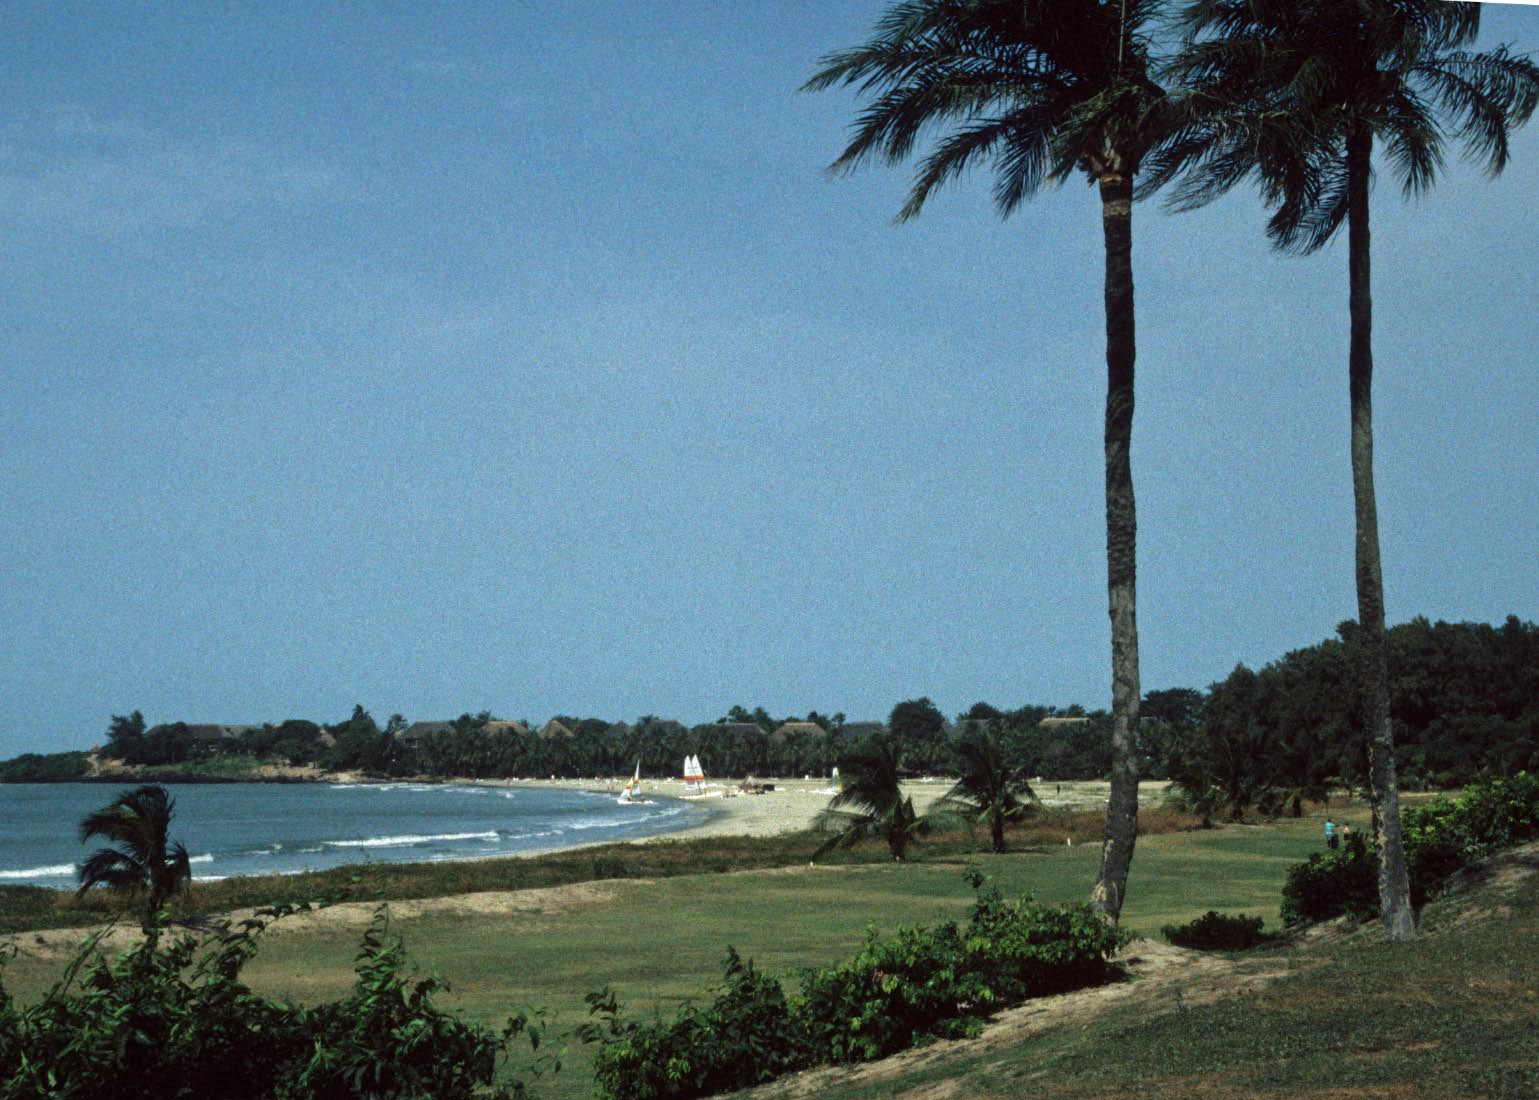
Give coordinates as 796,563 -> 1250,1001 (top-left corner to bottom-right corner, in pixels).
0,863 -> 76,880
506,828 -> 562,841
325,830 -> 499,849
189,853 -> 214,864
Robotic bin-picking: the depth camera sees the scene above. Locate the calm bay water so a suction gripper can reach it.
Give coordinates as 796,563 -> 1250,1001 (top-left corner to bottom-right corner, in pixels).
0,782 -> 709,889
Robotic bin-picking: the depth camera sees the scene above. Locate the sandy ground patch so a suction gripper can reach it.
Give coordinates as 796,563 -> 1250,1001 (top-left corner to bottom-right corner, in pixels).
491,775 -> 1171,844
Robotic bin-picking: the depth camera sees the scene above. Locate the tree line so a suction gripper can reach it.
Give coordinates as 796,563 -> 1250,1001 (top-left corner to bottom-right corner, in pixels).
1150,615 -> 1539,825
36,614 -> 1527,798
84,698 -> 1118,783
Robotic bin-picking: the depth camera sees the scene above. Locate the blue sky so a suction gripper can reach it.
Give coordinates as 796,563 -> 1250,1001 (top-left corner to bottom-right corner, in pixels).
3,2 -> 1536,757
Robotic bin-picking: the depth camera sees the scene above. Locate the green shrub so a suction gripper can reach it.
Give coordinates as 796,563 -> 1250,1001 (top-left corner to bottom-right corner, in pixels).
584,873 -> 1125,1095
0,906 -> 551,1099
792,918 -> 987,1063
1280,831 -> 1378,926
586,948 -> 802,1100
1280,773 -> 1539,926
1162,910 -> 1271,951
793,878 -> 1120,1064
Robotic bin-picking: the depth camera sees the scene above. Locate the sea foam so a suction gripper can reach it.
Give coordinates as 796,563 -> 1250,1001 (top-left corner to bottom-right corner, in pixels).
325,830 -> 500,849
0,863 -> 76,880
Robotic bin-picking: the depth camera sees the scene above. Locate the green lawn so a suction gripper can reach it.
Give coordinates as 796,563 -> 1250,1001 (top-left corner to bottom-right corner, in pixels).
243,816 -> 1340,1098
0,809 -> 1370,1100
794,859 -> 1539,1100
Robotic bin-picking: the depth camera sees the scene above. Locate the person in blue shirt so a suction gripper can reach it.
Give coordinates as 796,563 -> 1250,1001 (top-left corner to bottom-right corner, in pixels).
1324,817 -> 1338,850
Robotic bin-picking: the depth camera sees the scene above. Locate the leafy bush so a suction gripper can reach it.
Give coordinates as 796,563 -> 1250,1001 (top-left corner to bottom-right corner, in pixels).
1280,773 -> 1539,926
793,878 -> 1121,1064
585,873 -> 1125,1097
792,919 -> 988,1063
1280,831 -> 1378,926
1162,910 -> 1271,951
586,948 -> 802,1100
0,906 -> 552,1099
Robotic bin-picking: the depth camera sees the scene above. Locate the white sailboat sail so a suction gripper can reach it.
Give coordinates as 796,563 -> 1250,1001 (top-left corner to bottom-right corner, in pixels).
683,754 -> 705,793
617,760 -> 642,804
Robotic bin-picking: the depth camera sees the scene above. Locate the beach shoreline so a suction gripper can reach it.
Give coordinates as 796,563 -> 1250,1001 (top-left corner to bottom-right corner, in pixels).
45,768 -> 1175,847
491,775 -> 1173,846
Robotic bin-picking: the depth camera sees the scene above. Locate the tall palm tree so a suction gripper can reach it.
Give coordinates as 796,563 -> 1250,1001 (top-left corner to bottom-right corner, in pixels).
77,784 -> 192,936
1152,0 -> 1539,940
932,724 -> 1038,852
806,0 -> 1180,921
814,734 -> 926,861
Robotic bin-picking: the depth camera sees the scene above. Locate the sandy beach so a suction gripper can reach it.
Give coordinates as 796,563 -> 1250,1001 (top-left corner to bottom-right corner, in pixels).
496,775 -> 1173,843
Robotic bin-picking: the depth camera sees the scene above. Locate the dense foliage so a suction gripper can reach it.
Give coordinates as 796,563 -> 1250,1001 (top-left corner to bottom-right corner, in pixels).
1281,773 -> 1539,926
1162,910 -> 1271,951
1152,617 -> 1539,821
584,949 -> 803,1100
584,874 -> 1124,1100
0,906 -> 551,1100
0,752 -> 89,782
1280,832 -> 1379,926
74,700 -> 1120,784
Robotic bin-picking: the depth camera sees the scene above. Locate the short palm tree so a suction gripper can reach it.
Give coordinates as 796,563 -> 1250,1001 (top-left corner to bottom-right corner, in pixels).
1152,0 -> 1539,940
814,734 -> 926,861
77,784 -> 192,935
932,725 -> 1038,852
807,0 -> 1182,922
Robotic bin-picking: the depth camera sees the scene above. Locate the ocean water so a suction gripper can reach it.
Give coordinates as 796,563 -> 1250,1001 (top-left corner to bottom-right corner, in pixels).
0,782 -> 709,889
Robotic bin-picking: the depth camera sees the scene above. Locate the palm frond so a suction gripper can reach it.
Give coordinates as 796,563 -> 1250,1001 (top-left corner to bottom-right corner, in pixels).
807,0 -> 1175,217
1166,0 -> 1538,251
1378,85 -> 1443,197
1414,48 -> 1539,174
77,848 -> 145,894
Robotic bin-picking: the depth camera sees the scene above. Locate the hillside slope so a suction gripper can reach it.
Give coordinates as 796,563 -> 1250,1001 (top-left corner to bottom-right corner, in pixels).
741,844 -> 1539,1100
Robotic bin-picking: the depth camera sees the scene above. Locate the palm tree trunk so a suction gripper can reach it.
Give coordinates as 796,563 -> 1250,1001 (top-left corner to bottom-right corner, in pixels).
1091,172 -> 1142,924
1346,126 -> 1414,941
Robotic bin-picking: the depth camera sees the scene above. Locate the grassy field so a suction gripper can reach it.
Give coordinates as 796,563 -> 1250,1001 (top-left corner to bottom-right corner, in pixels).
783,852 -> 1539,1100
35,800 -> 1523,1100
1,806 -> 1347,1099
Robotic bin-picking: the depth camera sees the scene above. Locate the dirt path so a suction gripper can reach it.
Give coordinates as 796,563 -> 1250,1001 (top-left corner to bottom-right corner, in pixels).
3,876 -> 661,961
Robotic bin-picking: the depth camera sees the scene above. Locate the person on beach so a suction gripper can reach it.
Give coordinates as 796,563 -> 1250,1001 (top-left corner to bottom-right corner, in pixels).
1324,817 -> 1338,850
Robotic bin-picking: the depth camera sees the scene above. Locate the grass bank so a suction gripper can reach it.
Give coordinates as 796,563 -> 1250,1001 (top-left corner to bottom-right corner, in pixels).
1,807 -> 1334,1100
0,805 -> 1202,936
784,848 -> 1539,1100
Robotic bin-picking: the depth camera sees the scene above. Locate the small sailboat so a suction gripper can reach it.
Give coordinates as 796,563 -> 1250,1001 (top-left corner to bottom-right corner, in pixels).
681,754 -> 721,799
682,754 -> 706,795
617,760 -> 645,805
